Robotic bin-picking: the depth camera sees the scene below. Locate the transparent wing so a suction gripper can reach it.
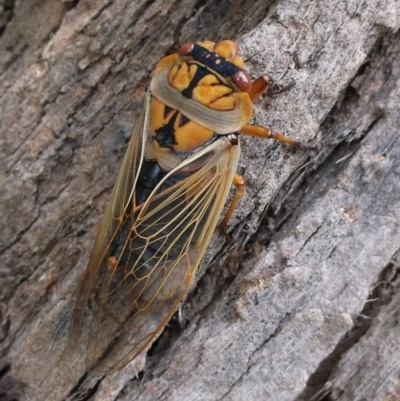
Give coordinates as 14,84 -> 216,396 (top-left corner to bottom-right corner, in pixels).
67,92 -> 151,351
86,135 -> 240,374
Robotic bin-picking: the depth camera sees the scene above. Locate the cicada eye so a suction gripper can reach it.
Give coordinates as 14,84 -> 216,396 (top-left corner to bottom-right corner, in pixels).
179,42 -> 195,56
233,70 -> 252,92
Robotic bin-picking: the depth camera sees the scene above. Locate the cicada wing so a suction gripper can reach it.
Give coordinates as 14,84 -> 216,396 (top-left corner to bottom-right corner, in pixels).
67,92 -> 151,351
86,136 -> 241,373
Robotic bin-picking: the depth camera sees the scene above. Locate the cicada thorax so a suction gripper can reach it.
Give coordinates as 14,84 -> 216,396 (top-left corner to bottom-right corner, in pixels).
137,39 -> 255,218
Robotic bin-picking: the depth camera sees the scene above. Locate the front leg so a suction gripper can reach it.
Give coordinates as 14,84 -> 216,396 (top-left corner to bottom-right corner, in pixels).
248,76 -> 272,102
248,75 -> 296,102
241,124 -> 317,150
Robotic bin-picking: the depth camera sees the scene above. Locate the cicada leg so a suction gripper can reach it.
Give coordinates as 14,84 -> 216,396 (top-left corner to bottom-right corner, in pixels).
246,75 -> 316,149
248,76 -> 271,102
267,78 -> 295,97
241,125 -> 317,151
220,174 -> 245,240
219,76 -> 315,239
248,76 -> 296,102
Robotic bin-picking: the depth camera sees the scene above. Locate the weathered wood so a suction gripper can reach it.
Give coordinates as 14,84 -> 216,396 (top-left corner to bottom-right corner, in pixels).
1,0 -> 399,400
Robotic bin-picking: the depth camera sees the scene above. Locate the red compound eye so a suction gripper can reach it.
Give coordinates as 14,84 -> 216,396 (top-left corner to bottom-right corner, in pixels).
234,70 -> 252,92
179,42 -> 195,55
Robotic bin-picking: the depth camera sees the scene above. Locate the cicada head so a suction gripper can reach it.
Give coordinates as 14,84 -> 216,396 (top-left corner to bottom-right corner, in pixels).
178,40 -> 252,93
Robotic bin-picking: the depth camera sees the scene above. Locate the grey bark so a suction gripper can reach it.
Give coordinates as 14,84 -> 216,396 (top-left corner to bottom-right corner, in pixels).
1,0 -> 400,400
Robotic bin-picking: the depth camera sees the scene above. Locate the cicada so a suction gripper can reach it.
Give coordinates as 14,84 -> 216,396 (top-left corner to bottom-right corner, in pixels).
67,40 -> 314,374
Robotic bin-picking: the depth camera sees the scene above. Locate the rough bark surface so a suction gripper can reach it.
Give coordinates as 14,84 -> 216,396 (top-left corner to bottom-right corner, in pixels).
1,0 -> 400,400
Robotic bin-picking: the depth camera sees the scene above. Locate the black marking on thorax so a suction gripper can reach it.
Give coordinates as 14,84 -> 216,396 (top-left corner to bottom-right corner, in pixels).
155,107 -> 192,149
163,105 -> 173,119
154,112 -> 178,149
179,113 -> 190,126
181,65 -> 213,98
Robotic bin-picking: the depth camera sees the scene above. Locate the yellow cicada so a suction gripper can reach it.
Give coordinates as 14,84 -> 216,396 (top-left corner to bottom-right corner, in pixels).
67,40 -> 314,373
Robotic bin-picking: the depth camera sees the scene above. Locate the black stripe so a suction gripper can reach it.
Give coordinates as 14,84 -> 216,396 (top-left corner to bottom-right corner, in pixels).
179,113 -> 191,127
181,66 -> 210,98
163,105 -> 173,119
154,112 -> 178,149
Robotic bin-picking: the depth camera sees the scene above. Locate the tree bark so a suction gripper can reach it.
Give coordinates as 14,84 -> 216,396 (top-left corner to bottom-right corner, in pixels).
1,0 -> 400,400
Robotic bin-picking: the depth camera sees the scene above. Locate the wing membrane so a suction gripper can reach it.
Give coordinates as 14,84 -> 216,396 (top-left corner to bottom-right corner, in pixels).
67,92 -> 151,350
86,136 -> 240,373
